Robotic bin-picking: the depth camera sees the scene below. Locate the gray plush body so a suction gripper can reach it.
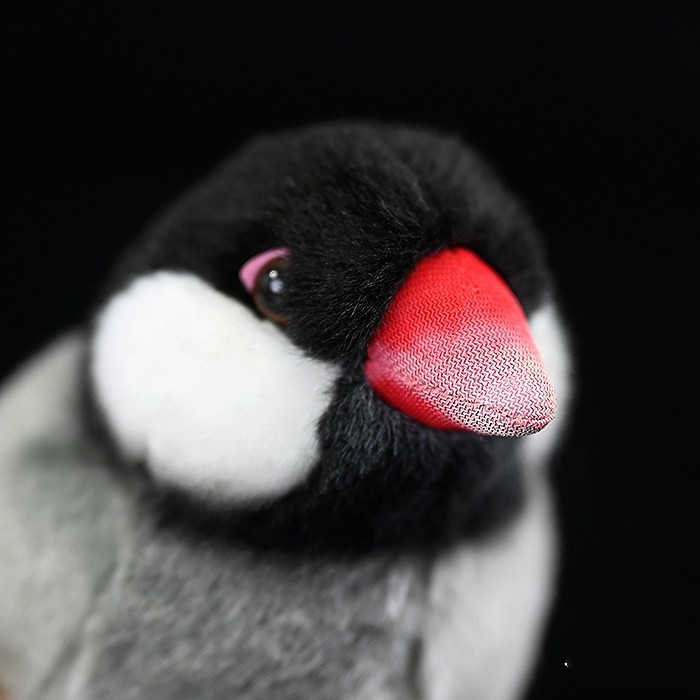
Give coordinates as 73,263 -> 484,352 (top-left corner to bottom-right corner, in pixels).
0,335 -> 556,699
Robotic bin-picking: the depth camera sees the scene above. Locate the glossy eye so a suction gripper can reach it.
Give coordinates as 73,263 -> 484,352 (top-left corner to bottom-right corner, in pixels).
239,247 -> 291,323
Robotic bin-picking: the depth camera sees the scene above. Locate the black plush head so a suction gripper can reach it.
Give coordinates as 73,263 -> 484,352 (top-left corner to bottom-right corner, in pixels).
85,121 -> 563,552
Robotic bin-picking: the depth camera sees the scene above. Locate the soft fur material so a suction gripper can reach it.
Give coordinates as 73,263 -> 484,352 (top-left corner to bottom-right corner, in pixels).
0,336 -> 560,699
0,121 -> 574,699
0,336 -> 124,700
83,121 -> 559,551
92,271 -> 339,503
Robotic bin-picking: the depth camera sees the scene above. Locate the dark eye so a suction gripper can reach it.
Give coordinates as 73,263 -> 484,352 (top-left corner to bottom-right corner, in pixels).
252,257 -> 290,323
239,247 -> 292,324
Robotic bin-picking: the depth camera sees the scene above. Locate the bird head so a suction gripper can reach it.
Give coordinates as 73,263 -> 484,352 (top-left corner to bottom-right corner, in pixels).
86,122 -> 571,551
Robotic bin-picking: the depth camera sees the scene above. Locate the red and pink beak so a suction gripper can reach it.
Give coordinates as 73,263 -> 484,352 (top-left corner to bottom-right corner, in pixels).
363,247 -> 556,437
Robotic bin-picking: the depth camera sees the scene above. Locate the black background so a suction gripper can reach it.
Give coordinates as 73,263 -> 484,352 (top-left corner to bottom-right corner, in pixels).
2,2 -> 697,697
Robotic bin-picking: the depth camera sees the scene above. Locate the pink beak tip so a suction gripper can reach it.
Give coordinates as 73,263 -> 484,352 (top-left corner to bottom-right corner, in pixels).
363,247 -> 557,438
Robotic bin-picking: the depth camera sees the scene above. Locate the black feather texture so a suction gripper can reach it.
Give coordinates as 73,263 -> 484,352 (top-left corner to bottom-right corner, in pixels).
84,121 -> 554,552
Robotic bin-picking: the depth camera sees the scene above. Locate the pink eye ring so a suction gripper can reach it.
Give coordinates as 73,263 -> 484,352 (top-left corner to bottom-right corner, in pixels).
239,247 -> 291,293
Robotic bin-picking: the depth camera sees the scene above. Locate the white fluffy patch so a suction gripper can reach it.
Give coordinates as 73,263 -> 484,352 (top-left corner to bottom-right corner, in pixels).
421,474 -> 557,700
521,302 -> 575,471
91,271 -> 339,503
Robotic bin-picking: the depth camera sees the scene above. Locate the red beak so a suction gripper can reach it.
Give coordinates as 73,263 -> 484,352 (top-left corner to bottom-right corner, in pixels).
364,248 -> 556,436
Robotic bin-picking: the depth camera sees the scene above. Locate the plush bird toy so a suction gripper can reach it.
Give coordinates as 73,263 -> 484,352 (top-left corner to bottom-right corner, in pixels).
0,122 -> 573,699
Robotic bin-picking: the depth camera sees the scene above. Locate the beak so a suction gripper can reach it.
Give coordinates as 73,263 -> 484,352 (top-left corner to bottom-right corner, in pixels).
363,247 -> 556,436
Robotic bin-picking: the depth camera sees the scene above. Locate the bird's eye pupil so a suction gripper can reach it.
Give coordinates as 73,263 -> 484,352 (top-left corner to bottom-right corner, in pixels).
267,269 -> 285,294
260,266 -> 285,296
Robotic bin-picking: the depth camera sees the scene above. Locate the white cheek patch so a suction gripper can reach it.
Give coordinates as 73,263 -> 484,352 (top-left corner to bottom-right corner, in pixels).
521,302 -> 575,470
90,271 -> 340,503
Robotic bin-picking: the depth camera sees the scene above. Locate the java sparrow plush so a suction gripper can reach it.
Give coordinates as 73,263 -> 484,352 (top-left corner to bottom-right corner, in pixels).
0,122 -> 573,700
